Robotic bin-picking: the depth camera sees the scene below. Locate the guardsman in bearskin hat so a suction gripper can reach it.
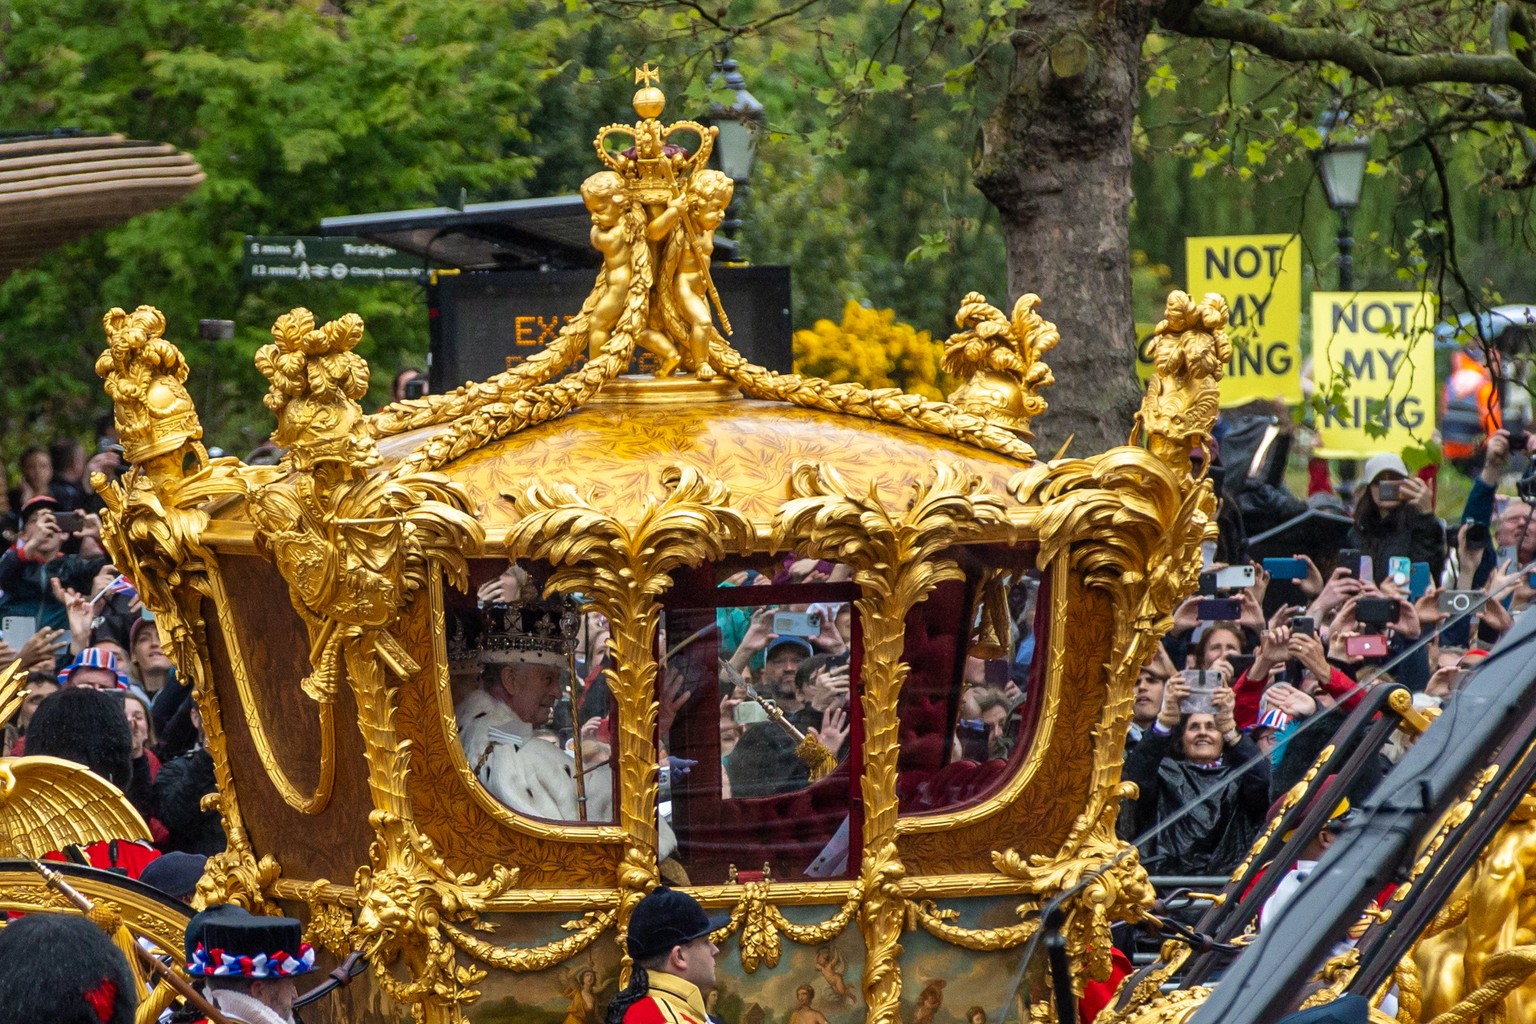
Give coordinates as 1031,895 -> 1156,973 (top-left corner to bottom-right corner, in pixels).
0,912 -> 138,1024
604,888 -> 729,1024
181,904 -> 315,1024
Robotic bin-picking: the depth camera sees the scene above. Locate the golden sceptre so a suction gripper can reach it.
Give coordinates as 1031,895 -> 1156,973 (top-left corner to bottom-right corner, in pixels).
742,685 -> 837,781
562,602 -> 589,822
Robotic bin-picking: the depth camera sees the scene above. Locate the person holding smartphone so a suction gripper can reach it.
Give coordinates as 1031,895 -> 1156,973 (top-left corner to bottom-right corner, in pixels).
1347,452 -> 1446,584
1121,672 -> 1270,876
0,495 -> 109,633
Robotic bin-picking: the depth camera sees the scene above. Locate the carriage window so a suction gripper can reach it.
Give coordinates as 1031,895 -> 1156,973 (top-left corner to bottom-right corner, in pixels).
450,560 -> 617,828
660,567 -> 861,883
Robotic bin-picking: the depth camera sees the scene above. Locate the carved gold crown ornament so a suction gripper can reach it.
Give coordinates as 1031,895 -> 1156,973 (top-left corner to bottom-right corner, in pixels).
34,58 -> 1248,1024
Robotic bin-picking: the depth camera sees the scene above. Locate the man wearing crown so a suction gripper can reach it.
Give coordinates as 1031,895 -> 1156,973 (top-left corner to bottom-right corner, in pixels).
456,597 -> 617,825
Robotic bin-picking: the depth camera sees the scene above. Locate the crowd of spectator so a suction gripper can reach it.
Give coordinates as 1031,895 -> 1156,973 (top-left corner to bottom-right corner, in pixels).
1119,421 -> 1536,887
0,421 -> 222,880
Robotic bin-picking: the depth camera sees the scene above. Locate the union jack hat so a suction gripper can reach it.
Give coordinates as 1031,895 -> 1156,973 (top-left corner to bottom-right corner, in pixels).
58,648 -> 129,690
1254,708 -> 1294,732
185,905 -> 315,979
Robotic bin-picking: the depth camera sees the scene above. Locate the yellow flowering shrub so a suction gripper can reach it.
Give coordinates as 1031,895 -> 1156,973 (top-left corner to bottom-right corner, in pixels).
791,301 -> 948,400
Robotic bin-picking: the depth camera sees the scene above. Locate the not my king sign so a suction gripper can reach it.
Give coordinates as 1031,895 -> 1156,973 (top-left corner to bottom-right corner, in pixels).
1184,234 -> 1303,407
1311,291 -> 1438,459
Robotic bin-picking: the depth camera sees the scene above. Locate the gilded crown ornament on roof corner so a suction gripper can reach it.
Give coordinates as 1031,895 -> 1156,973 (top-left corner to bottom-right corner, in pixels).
941,292 -> 1060,441
96,305 -> 208,471
254,307 -> 377,470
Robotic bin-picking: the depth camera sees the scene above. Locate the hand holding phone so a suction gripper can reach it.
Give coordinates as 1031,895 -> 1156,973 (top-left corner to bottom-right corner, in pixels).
1262,557 -> 1309,581
52,510 -> 84,534
1179,669 -> 1218,715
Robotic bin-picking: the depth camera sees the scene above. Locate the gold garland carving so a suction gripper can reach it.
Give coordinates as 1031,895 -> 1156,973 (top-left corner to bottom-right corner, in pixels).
441,910 -> 617,973
707,331 -> 1037,461
775,461 -> 1008,1024
388,224 -> 649,478
505,465 -> 752,977
708,879 -> 864,972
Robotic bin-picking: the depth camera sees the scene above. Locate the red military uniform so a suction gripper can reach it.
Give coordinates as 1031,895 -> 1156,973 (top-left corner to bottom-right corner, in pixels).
623,973 -> 712,1024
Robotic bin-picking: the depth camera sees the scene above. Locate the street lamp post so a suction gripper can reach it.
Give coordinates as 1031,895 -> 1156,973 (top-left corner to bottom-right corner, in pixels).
1316,107 -> 1370,291
703,54 -> 765,245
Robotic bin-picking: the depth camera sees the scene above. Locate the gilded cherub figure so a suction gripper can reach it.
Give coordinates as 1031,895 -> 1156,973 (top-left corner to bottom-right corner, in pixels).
580,170 -> 681,375
1135,291 -> 1231,468
650,167 -> 734,379
942,291 -> 1059,439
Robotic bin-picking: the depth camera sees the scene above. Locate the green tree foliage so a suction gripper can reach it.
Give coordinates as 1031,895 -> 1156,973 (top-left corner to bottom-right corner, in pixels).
792,300 -> 948,400
0,0 -> 580,452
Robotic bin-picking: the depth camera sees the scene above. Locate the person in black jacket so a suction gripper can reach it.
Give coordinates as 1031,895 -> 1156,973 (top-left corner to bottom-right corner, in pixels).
1348,453 -> 1446,584
152,704 -> 225,855
1124,675 -> 1271,876
0,496 -> 108,632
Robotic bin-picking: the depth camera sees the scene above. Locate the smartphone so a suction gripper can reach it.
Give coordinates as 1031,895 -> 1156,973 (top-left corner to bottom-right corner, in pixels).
1179,669 -> 1218,715
1290,615 -> 1316,636
1198,570 -> 1220,596
771,610 -> 820,638
1357,555 -> 1375,583
982,660 -> 1010,687
1387,556 -> 1411,587
1439,590 -> 1480,614
1463,522 -> 1491,550
1510,429 -> 1530,451
1262,557 -> 1309,581
1345,635 -> 1389,659
52,510 -> 84,533
0,615 -> 34,651
1337,548 -> 1362,574
1355,596 -> 1399,626
1196,598 -> 1242,621
403,378 -> 428,400
1215,565 -> 1256,589
1377,480 -> 1402,501
1226,653 -> 1256,680
1410,562 -> 1432,601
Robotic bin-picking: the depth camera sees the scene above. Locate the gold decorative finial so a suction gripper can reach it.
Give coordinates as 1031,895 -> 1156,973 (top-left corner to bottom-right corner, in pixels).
96,306 -> 207,473
941,292 -> 1059,440
254,308 -> 376,470
1134,290 -> 1230,469
632,63 -> 665,119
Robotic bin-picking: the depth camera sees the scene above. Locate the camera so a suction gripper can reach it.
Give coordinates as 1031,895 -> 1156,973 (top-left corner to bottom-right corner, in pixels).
1509,429 -> 1530,451
403,378 -> 428,400
1377,480 -> 1402,501
1463,521 -> 1491,550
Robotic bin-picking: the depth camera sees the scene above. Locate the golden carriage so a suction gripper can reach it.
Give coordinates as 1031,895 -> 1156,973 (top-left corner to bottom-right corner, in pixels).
0,70 -> 1246,1024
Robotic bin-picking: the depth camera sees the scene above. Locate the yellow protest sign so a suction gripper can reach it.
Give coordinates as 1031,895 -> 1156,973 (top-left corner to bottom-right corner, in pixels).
1311,291 -> 1438,459
1184,234 -> 1302,407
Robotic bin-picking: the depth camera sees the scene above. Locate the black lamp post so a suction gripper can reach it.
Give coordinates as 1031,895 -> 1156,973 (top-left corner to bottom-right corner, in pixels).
1316,106 -> 1370,291
703,54 -> 765,244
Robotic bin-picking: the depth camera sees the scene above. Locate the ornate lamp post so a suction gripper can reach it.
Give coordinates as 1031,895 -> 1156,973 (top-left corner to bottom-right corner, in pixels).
1316,106 -> 1370,291
703,54 -> 765,244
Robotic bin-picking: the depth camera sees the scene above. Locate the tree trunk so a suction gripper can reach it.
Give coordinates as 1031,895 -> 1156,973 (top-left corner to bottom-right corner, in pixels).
975,0 -> 1153,459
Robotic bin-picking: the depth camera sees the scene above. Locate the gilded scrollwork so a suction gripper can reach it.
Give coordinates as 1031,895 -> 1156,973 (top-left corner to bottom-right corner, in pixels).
775,462 -> 1010,1024
506,465 -> 752,973
1133,290 -> 1231,472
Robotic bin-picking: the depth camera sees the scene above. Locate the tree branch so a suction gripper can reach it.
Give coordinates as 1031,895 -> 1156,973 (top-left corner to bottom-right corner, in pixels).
1160,1 -> 1536,122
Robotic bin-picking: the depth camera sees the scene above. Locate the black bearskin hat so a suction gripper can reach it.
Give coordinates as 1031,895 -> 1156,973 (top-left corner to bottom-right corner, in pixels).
0,913 -> 136,1024
24,687 -> 133,790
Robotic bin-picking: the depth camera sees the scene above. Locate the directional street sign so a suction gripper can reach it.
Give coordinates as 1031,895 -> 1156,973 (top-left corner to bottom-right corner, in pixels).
242,235 -> 424,284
